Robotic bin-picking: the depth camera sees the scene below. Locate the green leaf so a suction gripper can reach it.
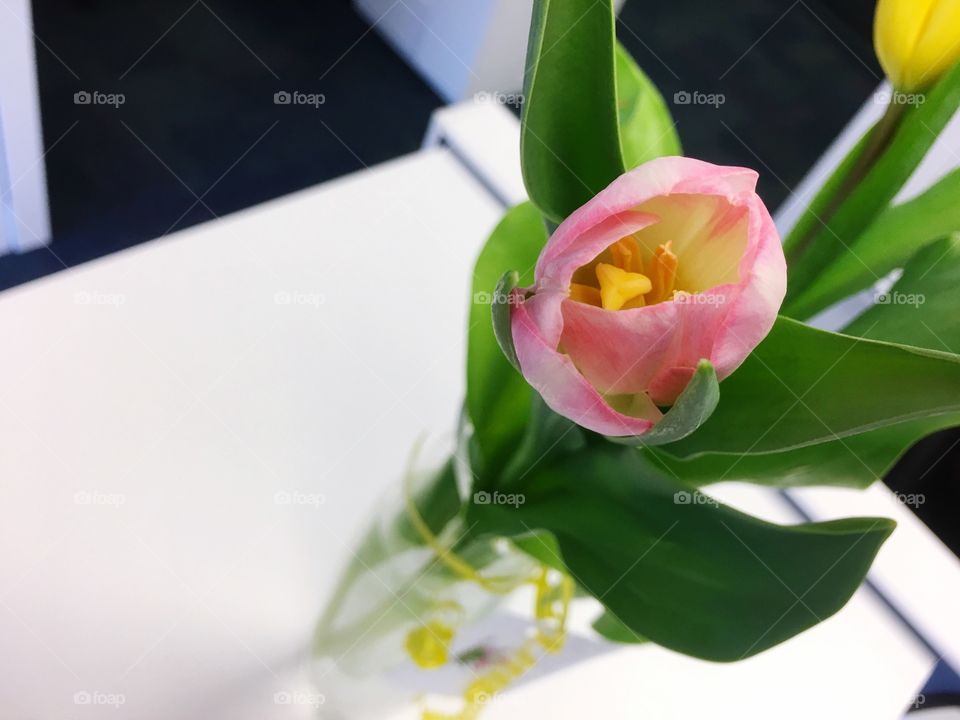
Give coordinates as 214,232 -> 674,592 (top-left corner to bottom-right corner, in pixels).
845,233 -> 960,351
510,528 -> 566,573
788,168 -> 960,319
648,416 -> 956,488
522,0 -> 624,222
781,129 -> 873,261
501,394 -> 585,487
665,316 -> 960,457
615,43 -> 680,169
469,444 -> 893,661
784,62 -> 960,311
653,236 -> 960,488
492,271 -> 521,372
593,608 -> 647,644
466,203 -> 546,472
607,360 -> 719,447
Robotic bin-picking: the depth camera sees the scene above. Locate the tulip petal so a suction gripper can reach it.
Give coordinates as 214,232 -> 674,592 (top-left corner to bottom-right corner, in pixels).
512,293 -> 661,437
875,0 -> 960,91
537,157 -> 758,287
560,284 -> 739,402
708,195 -> 787,379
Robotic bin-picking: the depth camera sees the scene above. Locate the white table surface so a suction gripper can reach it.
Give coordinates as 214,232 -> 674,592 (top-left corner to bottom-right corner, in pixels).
0,132 -> 947,718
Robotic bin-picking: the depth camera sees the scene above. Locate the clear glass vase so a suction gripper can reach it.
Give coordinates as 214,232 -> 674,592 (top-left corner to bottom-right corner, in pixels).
310,435 -> 573,720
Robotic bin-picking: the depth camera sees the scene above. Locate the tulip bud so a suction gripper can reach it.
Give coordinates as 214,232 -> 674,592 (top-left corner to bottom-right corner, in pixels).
510,157 -> 786,437
874,0 -> 960,92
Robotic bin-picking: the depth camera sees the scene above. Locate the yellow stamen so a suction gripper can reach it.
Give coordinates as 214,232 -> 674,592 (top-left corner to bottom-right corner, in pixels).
648,241 -> 678,304
568,283 -> 602,307
595,263 -> 652,311
609,237 -> 643,273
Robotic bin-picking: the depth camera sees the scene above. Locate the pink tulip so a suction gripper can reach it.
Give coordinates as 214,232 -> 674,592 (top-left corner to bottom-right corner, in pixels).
510,157 -> 786,437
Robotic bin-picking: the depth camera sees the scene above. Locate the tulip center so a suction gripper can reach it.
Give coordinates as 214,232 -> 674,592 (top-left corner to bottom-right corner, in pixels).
569,237 -> 678,310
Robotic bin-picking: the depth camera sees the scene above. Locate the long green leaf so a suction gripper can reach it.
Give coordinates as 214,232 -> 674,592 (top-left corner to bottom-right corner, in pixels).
781,130 -> 873,261
593,608 -> 647,644
785,62 -> 960,311
649,416 -> 955,488
466,203 -> 545,472
845,233 -> 960,350
788,168 -> 960,319
501,394 -> 585,487
522,0 -> 624,221
615,44 -> 680,169
469,445 -> 893,661
665,316 -> 960,457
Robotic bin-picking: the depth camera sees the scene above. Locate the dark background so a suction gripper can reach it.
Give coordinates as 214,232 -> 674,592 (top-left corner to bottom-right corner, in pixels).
4,1 -> 958,555
6,0 -> 885,287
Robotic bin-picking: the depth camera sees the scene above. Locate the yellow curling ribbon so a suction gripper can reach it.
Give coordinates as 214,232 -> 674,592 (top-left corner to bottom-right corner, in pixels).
402,468 -> 574,720
402,462 -> 523,595
406,620 -> 457,669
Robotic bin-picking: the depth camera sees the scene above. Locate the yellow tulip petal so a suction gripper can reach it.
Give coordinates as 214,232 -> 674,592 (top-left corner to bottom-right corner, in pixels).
875,0 -> 960,91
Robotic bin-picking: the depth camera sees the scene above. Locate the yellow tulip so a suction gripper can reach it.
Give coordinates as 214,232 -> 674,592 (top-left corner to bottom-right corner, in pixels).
875,0 -> 960,91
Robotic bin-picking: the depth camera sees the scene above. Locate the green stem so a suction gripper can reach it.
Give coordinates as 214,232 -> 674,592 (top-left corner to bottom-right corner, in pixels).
786,101 -> 907,267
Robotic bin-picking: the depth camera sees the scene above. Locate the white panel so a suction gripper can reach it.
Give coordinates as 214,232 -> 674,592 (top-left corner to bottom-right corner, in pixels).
0,0 -> 52,253
354,0 -> 628,102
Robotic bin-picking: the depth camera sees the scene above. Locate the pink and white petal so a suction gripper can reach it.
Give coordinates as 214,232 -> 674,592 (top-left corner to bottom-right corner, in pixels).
560,298 -> 681,395
672,167 -> 759,200
517,289 -> 567,349
629,194 -> 750,290
512,298 -> 659,437
647,366 -> 698,405
710,195 -> 786,379
537,210 -> 659,290
538,157 -> 762,281
560,284 -> 739,402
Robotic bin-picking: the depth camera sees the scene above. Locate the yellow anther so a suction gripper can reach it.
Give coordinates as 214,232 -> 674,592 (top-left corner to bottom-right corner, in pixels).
568,282 -> 602,306
595,263 -> 652,311
648,242 -> 678,305
609,237 -> 643,273
405,621 -> 456,669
